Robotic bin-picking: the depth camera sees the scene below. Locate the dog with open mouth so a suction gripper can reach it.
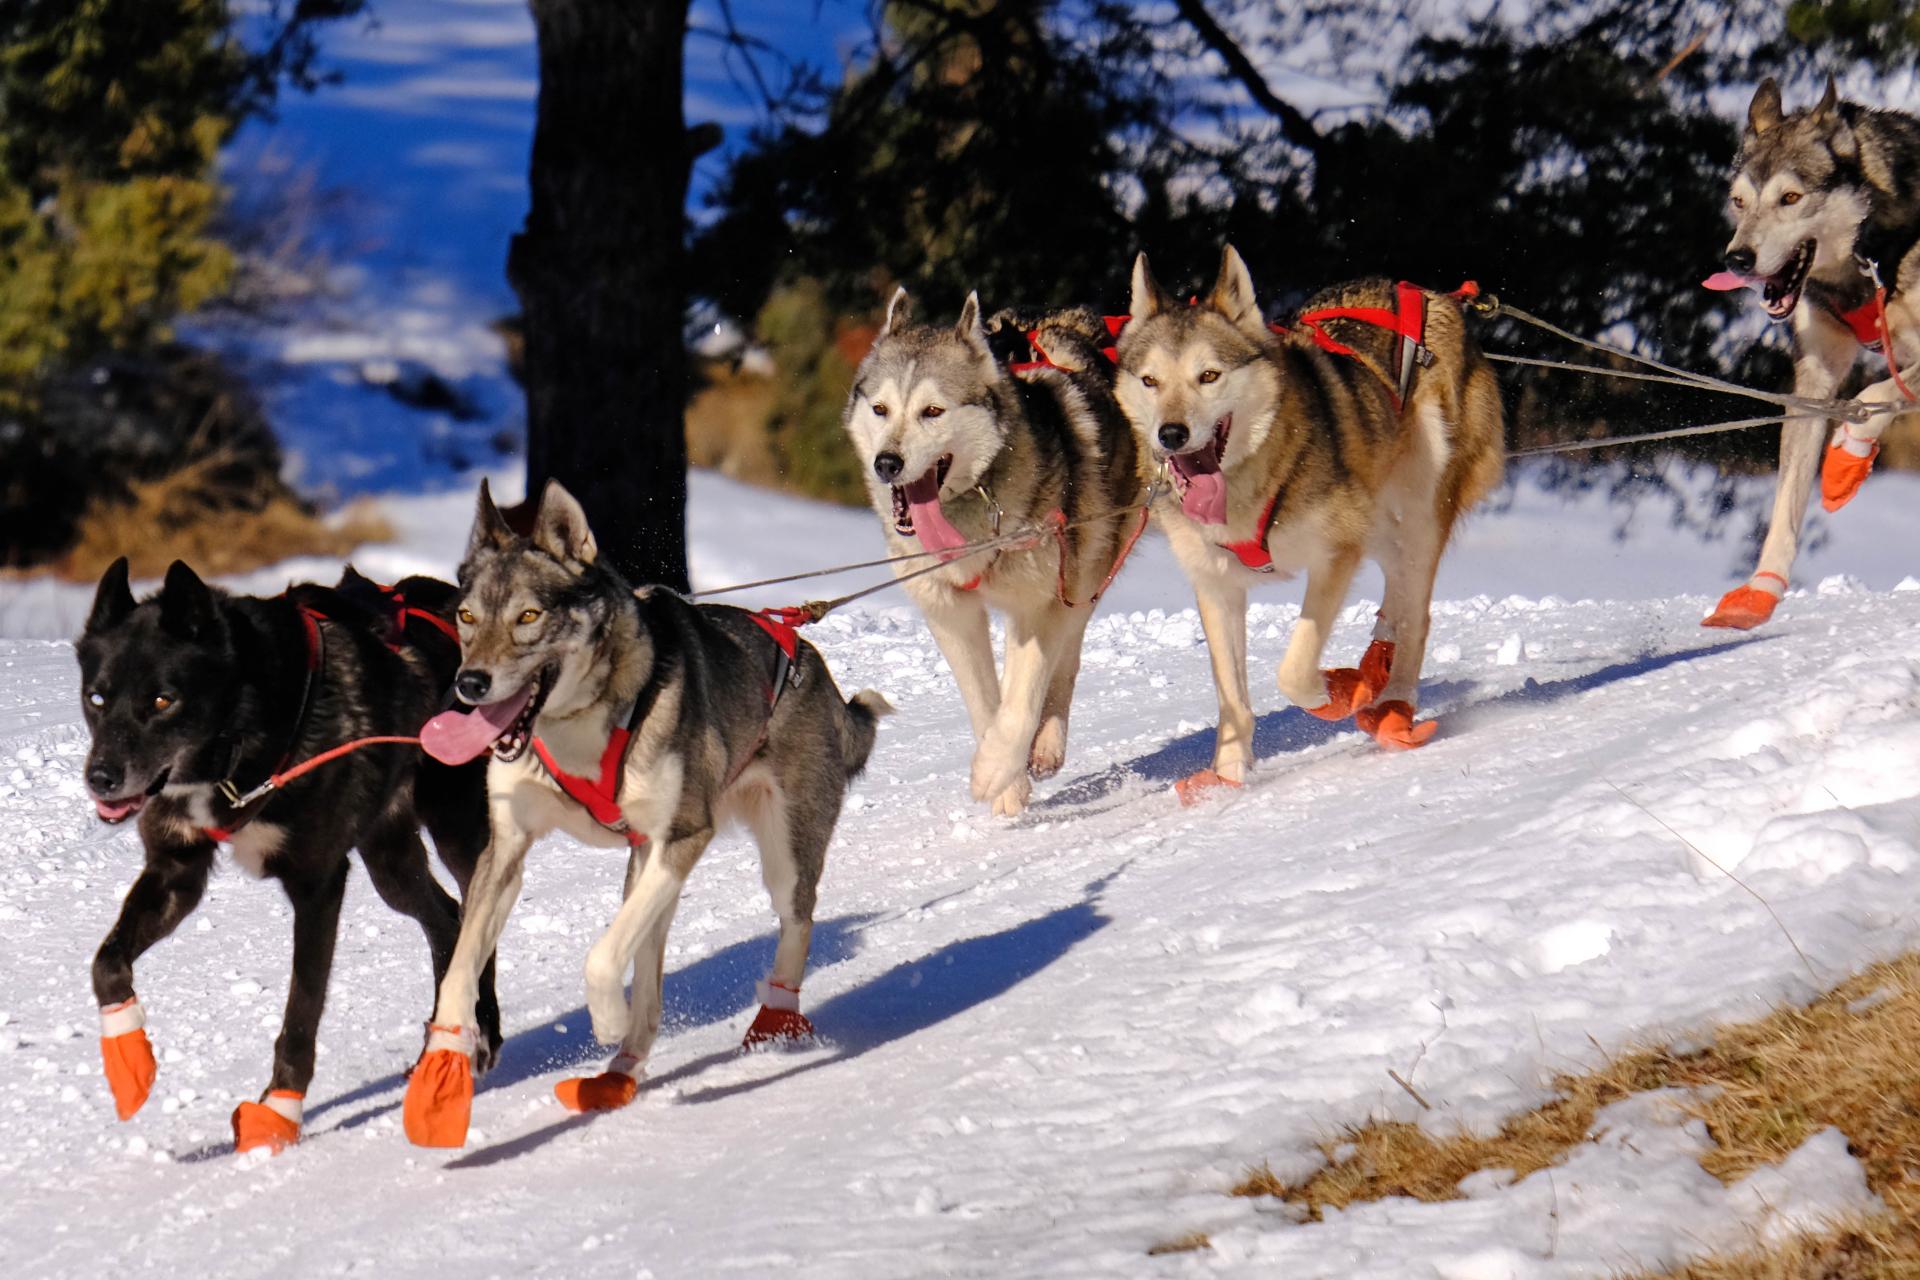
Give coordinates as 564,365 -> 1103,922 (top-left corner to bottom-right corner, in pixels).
75,559 -> 495,1154
1703,76 -> 1920,629
399,480 -> 890,1148
1115,247 -> 1505,801
841,291 -> 1142,816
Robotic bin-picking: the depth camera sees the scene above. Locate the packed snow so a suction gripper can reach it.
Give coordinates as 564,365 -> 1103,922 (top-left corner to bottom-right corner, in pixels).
4,468 -> 1920,1277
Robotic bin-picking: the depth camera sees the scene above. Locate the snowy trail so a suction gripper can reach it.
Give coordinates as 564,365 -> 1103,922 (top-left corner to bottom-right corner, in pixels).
5,575 -> 1920,1276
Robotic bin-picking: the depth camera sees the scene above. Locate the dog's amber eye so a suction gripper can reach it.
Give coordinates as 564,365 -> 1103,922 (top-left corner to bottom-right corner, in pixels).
457,608 -> 475,625
1141,374 -> 1158,389
872,402 -> 889,417
1781,191 -> 1802,206
152,694 -> 175,713
1198,370 -> 1220,384
1731,195 -> 1746,211
517,608 -> 541,625
922,405 -> 944,419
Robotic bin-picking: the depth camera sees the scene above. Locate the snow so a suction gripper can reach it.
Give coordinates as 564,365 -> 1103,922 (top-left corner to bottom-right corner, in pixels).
4,469 -> 1920,1276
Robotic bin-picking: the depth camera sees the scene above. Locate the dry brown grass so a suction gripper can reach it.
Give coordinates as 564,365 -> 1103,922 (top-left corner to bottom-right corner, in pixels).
1229,955 -> 1920,1274
35,453 -> 392,582
1144,1232 -> 1211,1257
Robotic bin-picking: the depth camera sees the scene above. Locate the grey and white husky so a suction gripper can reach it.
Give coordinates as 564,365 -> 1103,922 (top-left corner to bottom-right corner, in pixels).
399,479 -> 889,1148
842,290 -> 1141,816
1707,76 -> 1920,629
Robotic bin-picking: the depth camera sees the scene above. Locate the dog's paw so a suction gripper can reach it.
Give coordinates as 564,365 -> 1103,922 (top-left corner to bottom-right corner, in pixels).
1304,667 -> 1376,722
99,998 -> 156,1122
554,1070 -> 639,1113
742,1005 -> 816,1050
402,1030 -> 474,1149
1277,665 -> 1331,713
1356,701 -> 1438,751
1702,583 -> 1780,630
1822,439 -> 1878,512
990,776 -> 1033,817
1174,768 -> 1243,805
1028,717 -> 1068,779
231,1092 -> 302,1155
971,738 -> 1028,805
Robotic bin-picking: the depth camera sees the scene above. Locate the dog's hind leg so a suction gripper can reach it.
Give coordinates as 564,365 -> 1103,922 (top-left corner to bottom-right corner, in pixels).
1359,505 -> 1445,752
1278,542 -> 1364,714
1029,605 -> 1093,780
742,779 -> 829,1048
91,839 -> 216,1121
230,857 -> 349,1154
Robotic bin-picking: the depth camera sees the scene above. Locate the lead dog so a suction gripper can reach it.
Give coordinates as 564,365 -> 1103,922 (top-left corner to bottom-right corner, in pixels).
1115,247 -> 1504,799
841,291 -> 1141,815
400,480 -> 889,1147
1706,76 -> 1920,628
77,561 -> 494,1153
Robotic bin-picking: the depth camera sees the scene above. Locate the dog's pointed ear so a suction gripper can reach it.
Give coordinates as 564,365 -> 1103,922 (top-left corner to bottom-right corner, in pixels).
1207,244 -> 1266,336
1129,252 -> 1173,322
85,557 -> 136,634
1747,77 -> 1784,137
157,561 -> 222,642
531,479 -> 598,566
882,286 -> 912,337
956,290 -> 991,356
467,477 -> 516,559
1811,73 -> 1840,122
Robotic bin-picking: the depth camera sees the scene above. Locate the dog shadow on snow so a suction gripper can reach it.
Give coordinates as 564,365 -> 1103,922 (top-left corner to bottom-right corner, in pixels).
444,882 -> 1114,1170
1035,636 -> 1764,813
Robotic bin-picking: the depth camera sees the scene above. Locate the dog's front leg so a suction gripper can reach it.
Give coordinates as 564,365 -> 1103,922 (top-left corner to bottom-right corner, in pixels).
917,587 -> 1000,742
1029,604 -> 1094,779
1709,310 -> 1853,628
402,817 -> 532,1148
90,834 -> 215,1123
971,604 -> 1070,814
230,858 -> 350,1154
1276,544 -> 1363,713
552,832 -> 704,1114
1171,577 -> 1256,802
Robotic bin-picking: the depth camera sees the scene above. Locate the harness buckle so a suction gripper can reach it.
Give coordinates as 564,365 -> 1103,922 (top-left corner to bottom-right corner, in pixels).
216,779 -> 244,809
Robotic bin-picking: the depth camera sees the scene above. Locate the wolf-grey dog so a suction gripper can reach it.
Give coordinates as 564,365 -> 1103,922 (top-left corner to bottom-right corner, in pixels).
841,290 -> 1141,816
399,479 -> 889,1148
77,561 -> 492,1154
1115,247 -> 1504,801
1706,76 -> 1920,629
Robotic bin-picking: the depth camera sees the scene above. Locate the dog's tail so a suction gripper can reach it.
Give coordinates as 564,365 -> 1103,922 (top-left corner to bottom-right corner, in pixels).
841,690 -> 894,780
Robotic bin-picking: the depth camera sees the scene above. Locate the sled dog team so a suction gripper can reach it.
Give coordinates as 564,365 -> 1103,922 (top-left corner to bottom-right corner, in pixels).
73,80 -> 1906,1153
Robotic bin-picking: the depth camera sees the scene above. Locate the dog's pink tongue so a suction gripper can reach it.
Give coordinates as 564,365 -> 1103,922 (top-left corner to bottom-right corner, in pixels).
420,686 -> 534,765
93,797 -> 138,822
1702,271 -> 1755,292
903,472 -> 969,562
1169,451 -> 1229,526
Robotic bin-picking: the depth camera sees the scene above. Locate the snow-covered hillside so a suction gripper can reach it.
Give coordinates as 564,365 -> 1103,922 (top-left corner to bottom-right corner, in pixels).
4,470 -> 1920,1277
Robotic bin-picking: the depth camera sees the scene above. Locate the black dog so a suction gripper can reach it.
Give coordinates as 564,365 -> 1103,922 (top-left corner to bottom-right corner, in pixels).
77,558 -> 501,1154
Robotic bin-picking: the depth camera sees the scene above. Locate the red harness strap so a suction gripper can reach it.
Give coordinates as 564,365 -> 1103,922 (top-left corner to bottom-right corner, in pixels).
532,728 -> 644,847
1221,484 -> 1287,572
1273,281 -> 1444,410
1837,298 -> 1885,351
1007,316 -> 1129,375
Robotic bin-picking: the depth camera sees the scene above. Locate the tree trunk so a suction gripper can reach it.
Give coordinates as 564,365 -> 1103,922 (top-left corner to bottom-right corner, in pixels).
510,0 -> 693,590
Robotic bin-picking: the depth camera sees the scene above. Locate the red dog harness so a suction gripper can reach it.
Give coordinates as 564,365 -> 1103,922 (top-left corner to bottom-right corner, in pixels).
531,609 -> 799,847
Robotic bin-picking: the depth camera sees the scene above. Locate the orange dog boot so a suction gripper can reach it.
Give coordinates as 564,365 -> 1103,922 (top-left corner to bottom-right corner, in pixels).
99,997 -> 156,1121
1702,573 -> 1785,630
743,980 -> 815,1049
1358,639 -> 1396,694
1356,701 -> 1439,751
1306,667 -> 1377,721
231,1089 -> 303,1154
1174,768 -> 1243,805
403,1024 -> 475,1148
555,1054 -> 641,1113
1821,435 -> 1878,512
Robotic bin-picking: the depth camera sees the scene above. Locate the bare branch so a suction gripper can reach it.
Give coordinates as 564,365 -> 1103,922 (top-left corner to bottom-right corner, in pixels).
1168,0 -> 1323,157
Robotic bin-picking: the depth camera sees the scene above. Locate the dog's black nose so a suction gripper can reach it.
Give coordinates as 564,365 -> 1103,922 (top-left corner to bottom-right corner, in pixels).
1724,247 -> 1757,275
1158,422 -> 1191,451
455,670 -> 492,704
86,764 -> 122,798
873,452 -> 905,484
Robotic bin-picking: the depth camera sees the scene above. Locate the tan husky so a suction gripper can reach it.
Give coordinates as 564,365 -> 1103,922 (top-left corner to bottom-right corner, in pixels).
1114,247 -> 1504,800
